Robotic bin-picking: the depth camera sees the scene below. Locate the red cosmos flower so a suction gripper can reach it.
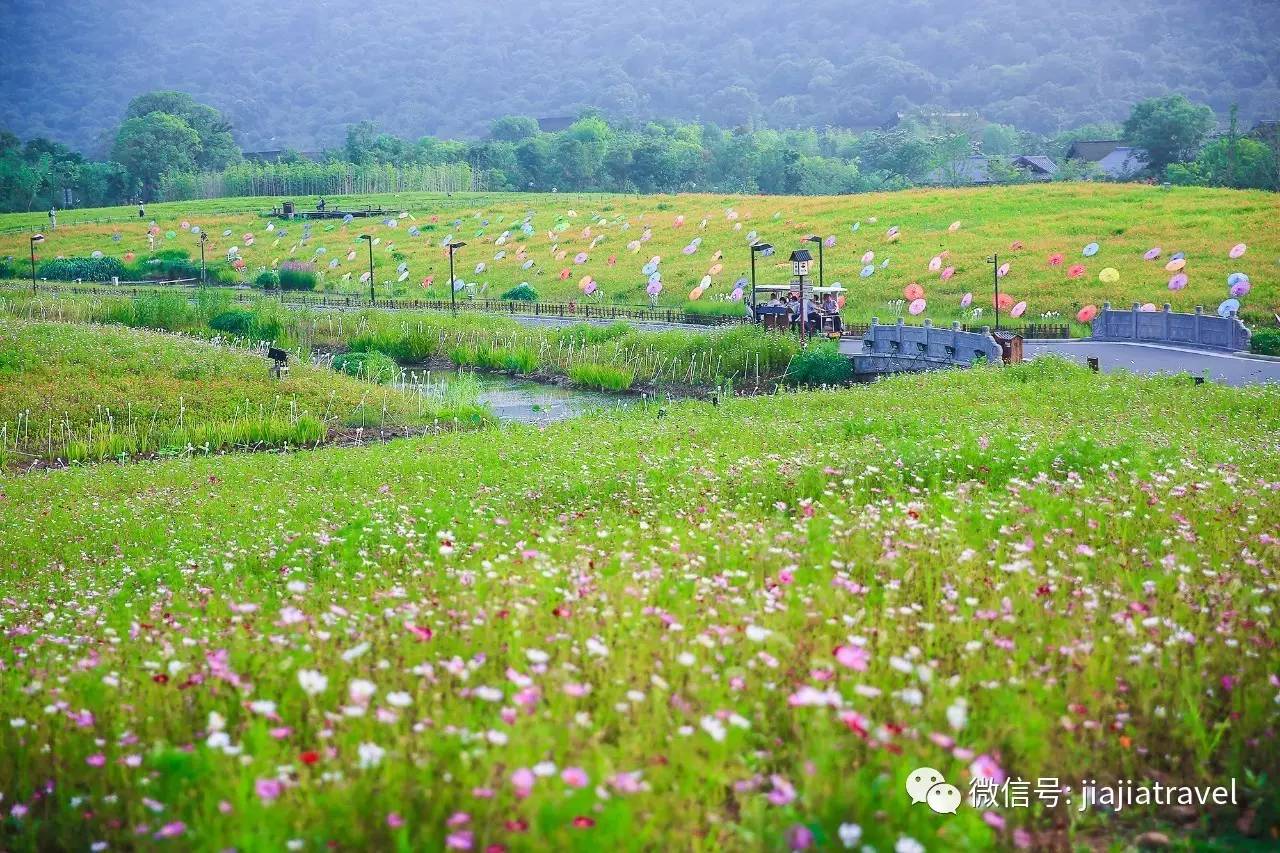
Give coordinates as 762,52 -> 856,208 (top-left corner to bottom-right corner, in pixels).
152,673 -> 169,685
300,751 -> 320,766
572,816 -> 596,829
503,819 -> 528,833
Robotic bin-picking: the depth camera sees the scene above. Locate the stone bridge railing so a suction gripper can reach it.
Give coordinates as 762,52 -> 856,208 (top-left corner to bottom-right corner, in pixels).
1090,302 -> 1250,352
853,318 -> 1002,374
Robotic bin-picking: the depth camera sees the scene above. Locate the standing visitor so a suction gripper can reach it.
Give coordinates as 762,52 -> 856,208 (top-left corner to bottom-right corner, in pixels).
48,207 -> 56,229
138,202 -> 145,219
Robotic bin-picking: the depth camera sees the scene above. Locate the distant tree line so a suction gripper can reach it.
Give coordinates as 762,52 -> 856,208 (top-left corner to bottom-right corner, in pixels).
0,91 -> 1275,213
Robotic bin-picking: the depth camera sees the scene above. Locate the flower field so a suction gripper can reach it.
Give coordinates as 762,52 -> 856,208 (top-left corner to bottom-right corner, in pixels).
1,183 -> 1276,327
1,357 -> 1277,850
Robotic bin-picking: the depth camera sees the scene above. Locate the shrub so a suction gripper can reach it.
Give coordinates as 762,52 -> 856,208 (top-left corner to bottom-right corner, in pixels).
332,350 -> 399,384
209,310 -> 256,336
784,340 -> 852,386
568,362 -> 635,391
36,256 -> 129,282
1251,329 -> 1280,356
208,264 -> 241,284
0,257 -> 17,279
500,282 -> 539,302
256,269 -> 280,288
278,262 -> 318,291
133,292 -> 196,331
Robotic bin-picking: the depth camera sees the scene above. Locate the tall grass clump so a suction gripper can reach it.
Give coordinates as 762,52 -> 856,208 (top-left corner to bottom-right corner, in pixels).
568,362 -> 635,391
332,350 -> 400,384
278,261 -> 318,291
784,340 -> 853,386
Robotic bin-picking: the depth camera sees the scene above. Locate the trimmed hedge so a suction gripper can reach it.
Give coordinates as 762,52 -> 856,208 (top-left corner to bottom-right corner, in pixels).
501,282 -> 539,302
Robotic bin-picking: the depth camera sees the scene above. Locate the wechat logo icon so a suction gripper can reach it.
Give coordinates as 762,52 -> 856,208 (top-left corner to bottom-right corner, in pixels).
906,767 -> 962,815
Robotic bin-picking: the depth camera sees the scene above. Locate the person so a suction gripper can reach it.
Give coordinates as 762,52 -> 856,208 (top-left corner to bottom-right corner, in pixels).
821,293 -> 843,333
316,197 -> 326,212
48,207 -> 56,229
138,202 -> 145,219
767,292 -> 782,308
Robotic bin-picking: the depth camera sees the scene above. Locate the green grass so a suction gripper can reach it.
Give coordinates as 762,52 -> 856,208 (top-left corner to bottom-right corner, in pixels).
567,361 -> 636,391
1,292 -> 801,389
2,183 -> 1275,326
0,318 -> 489,465
0,358 -> 1276,850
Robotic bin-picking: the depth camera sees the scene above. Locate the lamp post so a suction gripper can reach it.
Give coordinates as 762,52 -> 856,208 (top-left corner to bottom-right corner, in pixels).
199,232 -> 208,285
806,234 -> 824,288
749,242 -> 772,316
789,248 -> 813,342
360,234 -> 375,305
447,241 -> 467,315
29,233 -> 45,294
986,253 -> 1000,332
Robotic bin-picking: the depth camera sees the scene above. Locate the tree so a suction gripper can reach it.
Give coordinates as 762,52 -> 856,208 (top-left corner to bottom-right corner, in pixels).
489,116 -> 540,143
1170,137 -> 1278,190
1122,95 -> 1215,175
125,91 -> 240,170
111,112 -> 201,196
345,120 -> 378,165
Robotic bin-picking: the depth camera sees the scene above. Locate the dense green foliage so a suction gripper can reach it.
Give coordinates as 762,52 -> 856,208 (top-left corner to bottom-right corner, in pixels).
277,261 -> 318,291
499,282 -> 538,301
331,349 -> 400,384
0,356 -> 1276,848
1251,328 -> 1280,356
4,85 -> 1278,211
784,339 -> 854,386
2,0 -> 1277,152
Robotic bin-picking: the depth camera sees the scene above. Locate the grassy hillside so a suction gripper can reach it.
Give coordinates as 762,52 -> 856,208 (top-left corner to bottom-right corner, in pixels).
0,318 -> 488,465
1,184 -> 1275,326
1,359 -> 1277,849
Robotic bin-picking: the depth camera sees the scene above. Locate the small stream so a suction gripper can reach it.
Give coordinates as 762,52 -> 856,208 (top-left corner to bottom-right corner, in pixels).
409,368 -> 641,425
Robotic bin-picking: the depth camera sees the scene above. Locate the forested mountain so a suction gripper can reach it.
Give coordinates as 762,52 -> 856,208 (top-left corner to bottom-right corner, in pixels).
2,0 -> 1276,154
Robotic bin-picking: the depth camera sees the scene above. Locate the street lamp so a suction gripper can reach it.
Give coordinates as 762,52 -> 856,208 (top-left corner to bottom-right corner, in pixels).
360,234 -> 375,305
447,241 -> 467,315
805,235 -> 825,288
789,248 -> 813,341
198,232 -> 208,285
29,233 -> 45,294
749,242 -> 773,316
986,253 -> 1000,332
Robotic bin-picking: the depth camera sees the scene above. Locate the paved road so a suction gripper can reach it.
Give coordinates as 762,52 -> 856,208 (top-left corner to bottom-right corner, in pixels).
1025,340 -> 1280,386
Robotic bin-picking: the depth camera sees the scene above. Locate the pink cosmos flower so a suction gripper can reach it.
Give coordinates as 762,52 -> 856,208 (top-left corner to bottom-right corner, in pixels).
154,822 -> 186,839
446,830 -> 473,850
787,824 -> 814,850
511,767 -> 535,797
86,754 -> 106,767
767,775 -> 797,806
255,778 -> 283,803
561,767 -> 589,788
387,813 -> 405,829
834,645 -> 870,671
969,754 -> 1006,785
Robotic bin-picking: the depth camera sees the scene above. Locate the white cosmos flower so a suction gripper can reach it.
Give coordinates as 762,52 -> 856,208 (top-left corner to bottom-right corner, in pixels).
297,669 -> 328,696
357,742 -> 385,769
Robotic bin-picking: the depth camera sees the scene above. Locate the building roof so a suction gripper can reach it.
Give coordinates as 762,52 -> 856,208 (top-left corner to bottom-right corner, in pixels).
1095,147 -> 1147,178
1066,140 -> 1124,162
1013,155 -> 1058,175
926,154 -> 1058,184
536,116 -> 576,133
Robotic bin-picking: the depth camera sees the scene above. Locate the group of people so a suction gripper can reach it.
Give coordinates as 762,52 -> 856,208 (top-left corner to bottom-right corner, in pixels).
755,291 -> 843,333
